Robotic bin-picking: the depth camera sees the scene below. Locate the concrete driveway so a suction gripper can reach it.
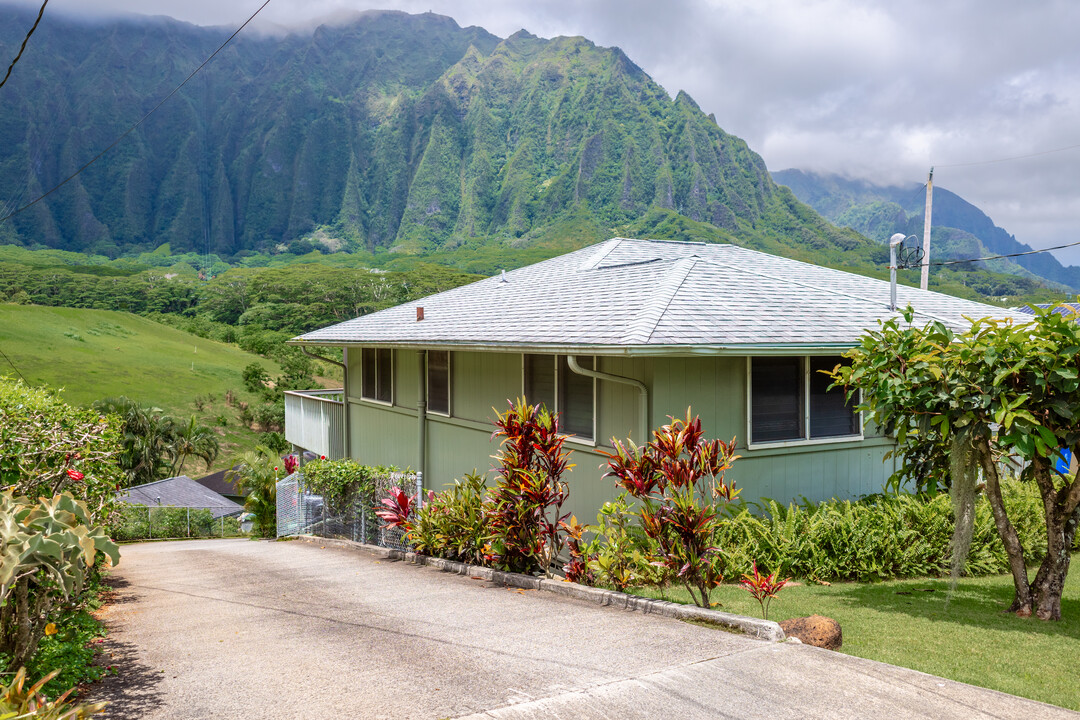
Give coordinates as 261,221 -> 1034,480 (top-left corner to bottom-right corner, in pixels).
90,539 -> 1075,720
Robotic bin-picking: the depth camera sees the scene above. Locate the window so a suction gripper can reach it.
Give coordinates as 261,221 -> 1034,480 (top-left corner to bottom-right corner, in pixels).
749,356 -> 859,446
523,354 -> 595,441
361,348 -> 392,403
427,350 -> 450,415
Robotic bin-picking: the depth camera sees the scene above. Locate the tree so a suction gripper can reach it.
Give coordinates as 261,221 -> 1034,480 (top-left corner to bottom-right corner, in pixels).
833,306 -> 1080,620
169,415 -> 220,476
227,446 -> 279,538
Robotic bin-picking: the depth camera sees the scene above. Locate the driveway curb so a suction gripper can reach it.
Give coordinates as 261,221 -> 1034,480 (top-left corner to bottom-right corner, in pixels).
296,534 -> 786,642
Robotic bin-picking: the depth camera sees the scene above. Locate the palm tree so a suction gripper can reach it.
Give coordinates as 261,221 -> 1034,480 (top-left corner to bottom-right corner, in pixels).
227,446 -> 279,538
94,397 -> 177,486
169,415 -> 220,476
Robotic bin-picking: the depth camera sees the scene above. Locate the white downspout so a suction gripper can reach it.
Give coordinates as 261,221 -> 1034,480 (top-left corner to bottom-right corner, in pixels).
567,355 -> 649,444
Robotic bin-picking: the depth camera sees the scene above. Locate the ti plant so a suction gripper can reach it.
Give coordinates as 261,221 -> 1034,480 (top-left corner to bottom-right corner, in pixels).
0,667 -> 106,719
0,491 -> 120,673
375,486 -> 413,529
409,474 -> 488,565
483,399 -> 573,577
603,410 -> 739,608
739,562 -> 790,620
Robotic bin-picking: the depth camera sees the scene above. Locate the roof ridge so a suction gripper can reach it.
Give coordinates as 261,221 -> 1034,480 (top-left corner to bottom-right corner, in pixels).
577,238 -> 623,270
622,256 -> 699,344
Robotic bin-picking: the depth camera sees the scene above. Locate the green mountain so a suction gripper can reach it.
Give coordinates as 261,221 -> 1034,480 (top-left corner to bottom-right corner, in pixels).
0,6 -> 863,263
773,169 -> 1080,291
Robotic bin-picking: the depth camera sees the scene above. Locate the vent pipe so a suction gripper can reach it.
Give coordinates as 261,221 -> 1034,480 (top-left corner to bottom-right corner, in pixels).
889,233 -> 905,311
416,307 -> 424,321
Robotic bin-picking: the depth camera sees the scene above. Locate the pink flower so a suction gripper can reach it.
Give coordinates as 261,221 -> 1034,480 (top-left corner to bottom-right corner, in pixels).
66,469 -> 84,481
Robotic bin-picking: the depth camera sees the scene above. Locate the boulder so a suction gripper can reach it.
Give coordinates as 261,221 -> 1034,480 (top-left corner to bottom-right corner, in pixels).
779,615 -> 842,650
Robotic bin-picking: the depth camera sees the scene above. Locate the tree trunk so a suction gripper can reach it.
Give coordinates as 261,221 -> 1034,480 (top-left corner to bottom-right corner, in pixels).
976,438 -> 1032,615
1030,459 -> 1080,621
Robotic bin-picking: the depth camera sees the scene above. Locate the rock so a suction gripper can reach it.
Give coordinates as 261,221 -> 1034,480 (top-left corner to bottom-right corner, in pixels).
779,615 -> 842,650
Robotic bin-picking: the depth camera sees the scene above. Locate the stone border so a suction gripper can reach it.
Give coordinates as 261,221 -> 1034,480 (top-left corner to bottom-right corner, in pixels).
297,535 -> 786,642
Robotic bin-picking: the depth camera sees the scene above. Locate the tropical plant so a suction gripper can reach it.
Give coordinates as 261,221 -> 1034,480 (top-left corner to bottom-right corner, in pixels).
482,399 -> 573,577
227,446 -> 280,538
739,562 -> 790,620
302,459 -> 379,517
408,474 -> 488,564
0,667 -> 106,719
559,515 -> 595,585
0,491 -> 120,673
833,304 -> 1080,620
0,379 -> 123,521
375,487 -> 413,529
168,415 -> 220,476
603,410 -> 739,608
588,495 -> 665,593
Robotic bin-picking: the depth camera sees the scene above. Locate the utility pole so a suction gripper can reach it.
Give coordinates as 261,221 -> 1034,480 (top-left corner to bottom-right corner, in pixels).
920,167 -> 934,290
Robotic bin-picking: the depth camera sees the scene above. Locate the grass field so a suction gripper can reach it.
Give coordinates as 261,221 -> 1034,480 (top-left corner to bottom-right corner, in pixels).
0,304 -> 287,473
635,563 -> 1079,711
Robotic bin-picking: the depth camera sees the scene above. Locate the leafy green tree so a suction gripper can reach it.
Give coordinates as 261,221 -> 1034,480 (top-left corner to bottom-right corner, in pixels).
169,415 -> 220,477
93,397 -> 177,486
833,306 -> 1080,620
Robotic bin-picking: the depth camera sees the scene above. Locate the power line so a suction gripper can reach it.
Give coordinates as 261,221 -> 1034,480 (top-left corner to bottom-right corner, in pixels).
0,0 -> 271,227
935,142 -> 1080,169
0,0 -> 48,93
0,345 -> 30,385
911,238 -> 1080,268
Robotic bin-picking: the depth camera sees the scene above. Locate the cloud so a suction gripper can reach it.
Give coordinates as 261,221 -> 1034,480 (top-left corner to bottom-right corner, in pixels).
10,0 -> 1080,264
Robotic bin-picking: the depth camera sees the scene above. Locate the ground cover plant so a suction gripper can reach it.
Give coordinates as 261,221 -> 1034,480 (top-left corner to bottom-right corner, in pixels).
632,565 -> 1080,712
833,305 -> 1080,619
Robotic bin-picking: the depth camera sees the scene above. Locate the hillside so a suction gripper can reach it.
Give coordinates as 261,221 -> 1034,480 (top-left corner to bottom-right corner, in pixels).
0,6 -> 862,263
0,304 -> 285,470
773,169 -> 1080,291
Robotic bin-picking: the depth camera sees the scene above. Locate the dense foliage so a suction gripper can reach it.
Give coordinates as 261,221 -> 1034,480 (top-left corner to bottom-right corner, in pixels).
0,491 -> 120,674
110,506 -> 242,542
0,379 -> 123,521
0,667 -> 105,719
227,446 -> 281,538
409,474 -> 488,565
833,305 -> 1080,620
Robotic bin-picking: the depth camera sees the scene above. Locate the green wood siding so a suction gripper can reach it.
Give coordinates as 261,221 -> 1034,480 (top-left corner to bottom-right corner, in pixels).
342,348 -> 895,523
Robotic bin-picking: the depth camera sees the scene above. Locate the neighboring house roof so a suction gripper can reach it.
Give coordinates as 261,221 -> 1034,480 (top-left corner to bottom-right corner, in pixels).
292,238 -> 1029,354
194,467 -> 243,500
118,475 -> 243,518
1013,303 -> 1080,317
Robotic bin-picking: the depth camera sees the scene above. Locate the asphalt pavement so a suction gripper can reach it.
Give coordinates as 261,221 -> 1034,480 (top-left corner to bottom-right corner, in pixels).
89,538 -> 1077,719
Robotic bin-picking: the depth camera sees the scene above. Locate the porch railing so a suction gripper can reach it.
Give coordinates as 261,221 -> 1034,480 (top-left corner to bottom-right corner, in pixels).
284,389 -> 345,460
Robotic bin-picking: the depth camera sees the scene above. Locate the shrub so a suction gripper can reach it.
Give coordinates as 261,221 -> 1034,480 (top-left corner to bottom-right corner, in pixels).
0,667 -> 106,719
227,447 -> 279,538
301,459 -> 379,516
109,506 -> 241,541
0,491 -> 120,673
714,480 -> 1054,583
0,379 -> 123,520
604,410 -> 739,608
409,474 -> 488,564
482,400 -> 572,577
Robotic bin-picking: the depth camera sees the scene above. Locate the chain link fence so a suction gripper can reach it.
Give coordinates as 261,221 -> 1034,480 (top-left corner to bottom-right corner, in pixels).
276,470 -> 422,551
112,505 -> 245,541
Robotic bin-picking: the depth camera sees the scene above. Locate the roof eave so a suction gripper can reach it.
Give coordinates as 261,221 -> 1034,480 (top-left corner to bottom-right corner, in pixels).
287,337 -> 860,356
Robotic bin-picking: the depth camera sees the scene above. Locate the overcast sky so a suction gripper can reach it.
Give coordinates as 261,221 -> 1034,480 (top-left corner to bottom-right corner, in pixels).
14,0 -> 1080,265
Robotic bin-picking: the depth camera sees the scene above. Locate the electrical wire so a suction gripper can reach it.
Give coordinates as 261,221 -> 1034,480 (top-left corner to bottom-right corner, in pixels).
0,0 -> 48,93
935,142 -> 1080,169
0,345 -> 30,385
0,0 -> 271,227
925,239 -> 1080,267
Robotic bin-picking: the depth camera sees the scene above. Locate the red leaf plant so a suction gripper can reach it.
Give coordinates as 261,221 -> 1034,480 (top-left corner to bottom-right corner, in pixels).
559,515 -> 595,585
483,398 -> 573,577
602,409 -> 740,608
65,469 -> 84,481
375,486 -> 413,529
740,562 -> 790,620
283,454 -> 299,476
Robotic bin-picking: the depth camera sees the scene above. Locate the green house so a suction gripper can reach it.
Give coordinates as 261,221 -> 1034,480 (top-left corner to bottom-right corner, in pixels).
287,238 -> 1022,522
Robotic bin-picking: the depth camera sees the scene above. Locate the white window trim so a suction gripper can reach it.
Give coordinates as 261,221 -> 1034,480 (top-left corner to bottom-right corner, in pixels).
427,350 -> 451,418
360,347 -> 394,407
746,356 -> 863,451
521,353 -> 597,445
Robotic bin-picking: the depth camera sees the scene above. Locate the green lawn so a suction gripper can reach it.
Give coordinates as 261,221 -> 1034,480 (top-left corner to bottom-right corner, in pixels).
634,564 -> 1079,711
0,304 -> 285,472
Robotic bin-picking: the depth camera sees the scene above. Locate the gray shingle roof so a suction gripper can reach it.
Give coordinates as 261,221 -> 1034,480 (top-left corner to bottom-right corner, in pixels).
293,238 -> 1030,353
118,475 -> 243,518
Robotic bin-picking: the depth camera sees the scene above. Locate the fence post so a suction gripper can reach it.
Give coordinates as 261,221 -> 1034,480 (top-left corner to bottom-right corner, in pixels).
221,514 -> 224,538
148,506 -> 152,540
416,472 -> 424,510
187,507 -> 191,538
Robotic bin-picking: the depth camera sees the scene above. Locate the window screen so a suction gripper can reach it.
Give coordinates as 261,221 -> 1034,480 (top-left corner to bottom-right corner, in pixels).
559,356 -> 594,440
524,354 -> 556,412
751,357 -> 803,443
809,357 -> 857,438
427,350 -> 449,415
361,348 -> 392,403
